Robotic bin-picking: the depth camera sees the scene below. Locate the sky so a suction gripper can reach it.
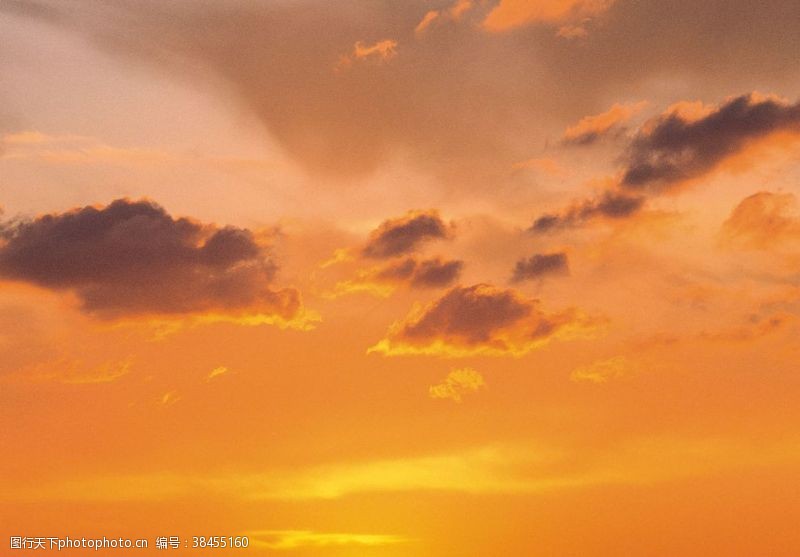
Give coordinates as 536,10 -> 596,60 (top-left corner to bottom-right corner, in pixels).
1,1 -> 800,555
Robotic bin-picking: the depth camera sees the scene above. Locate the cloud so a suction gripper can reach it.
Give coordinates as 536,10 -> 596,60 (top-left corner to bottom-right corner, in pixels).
336,38 -> 398,71
159,391 -> 180,407
362,210 -> 451,259
248,530 -> 409,550
556,22 -> 590,39
562,101 -> 648,145
512,157 -> 568,178
720,191 -> 800,249
570,356 -> 633,383
700,313 -> 791,343
374,256 -> 463,288
482,0 -> 615,32
0,199 -> 302,320
511,252 -> 569,282
369,284 -> 596,356
13,357 -> 132,385
8,1 -> 799,187
415,0 -> 473,34
621,93 -> 800,193
332,256 -> 463,297
429,367 -> 485,402
532,93 -> 800,233
12,437 -> 800,503
530,191 -> 646,233
207,366 -> 228,381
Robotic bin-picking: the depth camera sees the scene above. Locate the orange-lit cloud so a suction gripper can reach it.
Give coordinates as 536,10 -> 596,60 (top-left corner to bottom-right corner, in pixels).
336,39 -> 398,71
482,0 -> 614,32
369,284 -> 596,356
415,0 -> 473,34
562,101 -> 648,145
429,367 -> 485,402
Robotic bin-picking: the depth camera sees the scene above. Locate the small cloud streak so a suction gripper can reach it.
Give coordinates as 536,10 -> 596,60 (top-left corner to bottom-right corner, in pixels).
530,192 -> 646,233
415,0 -> 473,34
512,252 -> 569,283
207,366 -> 229,381
571,356 -> 633,383
337,39 -> 397,71
562,101 -> 648,145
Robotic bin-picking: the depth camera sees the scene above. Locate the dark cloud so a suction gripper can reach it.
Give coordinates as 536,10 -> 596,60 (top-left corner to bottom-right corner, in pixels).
362,210 -> 450,259
531,93 -> 800,233
370,284 -> 593,355
0,198 -> 300,318
511,252 -> 569,282
375,257 -> 463,288
530,192 -> 645,233
622,94 -> 800,192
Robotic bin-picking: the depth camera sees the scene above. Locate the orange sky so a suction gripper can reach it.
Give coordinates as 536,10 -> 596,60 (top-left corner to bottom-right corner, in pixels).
2,1 -> 800,555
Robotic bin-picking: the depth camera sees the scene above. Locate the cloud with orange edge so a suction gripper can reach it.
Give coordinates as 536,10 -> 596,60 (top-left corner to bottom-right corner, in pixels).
562,101 -> 648,145
332,256 -> 463,298
369,284 -> 598,357
0,199 -> 304,324
531,93 -> 800,233
621,93 -> 800,193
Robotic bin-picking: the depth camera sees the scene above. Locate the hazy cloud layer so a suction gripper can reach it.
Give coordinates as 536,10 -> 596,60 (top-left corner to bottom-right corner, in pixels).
0,199 -> 300,318
6,0 -> 799,186
720,191 -> 800,249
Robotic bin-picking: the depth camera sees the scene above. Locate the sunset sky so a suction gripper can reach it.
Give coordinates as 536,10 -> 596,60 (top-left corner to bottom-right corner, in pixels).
2,1 -> 800,555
